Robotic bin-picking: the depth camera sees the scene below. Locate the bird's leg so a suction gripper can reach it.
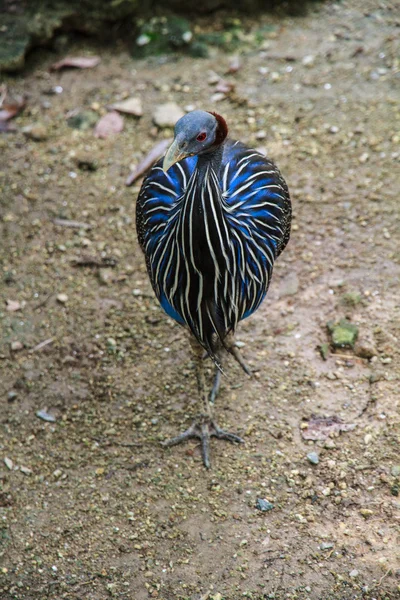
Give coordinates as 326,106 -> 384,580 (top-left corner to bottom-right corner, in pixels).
209,368 -> 222,404
161,337 -> 243,468
225,333 -> 252,376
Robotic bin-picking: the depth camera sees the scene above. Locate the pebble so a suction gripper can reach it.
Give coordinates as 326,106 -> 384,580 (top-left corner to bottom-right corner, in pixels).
107,338 -> 117,352
153,102 -> 184,128
255,130 -> 267,140
56,293 -> 68,304
307,452 -> 319,465
98,269 -> 114,285
22,123 -> 48,141
391,465 -> 400,477
364,433 -> 373,445
354,340 -> 377,359
36,409 -> 56,423
10,341 -> 23,351
349,569 -> 359,578
20,465 -> 32,476
110,97 -> 143,117
4,457 -> 13,470
7,390 -> 18,402
320,542 -> 334,550
207,71 -> 220,84
359,152 -> 369,163
359,508 -> 373,518
210,92 -> 226,103
256,498 -> 274,512
302,55 -> 315,67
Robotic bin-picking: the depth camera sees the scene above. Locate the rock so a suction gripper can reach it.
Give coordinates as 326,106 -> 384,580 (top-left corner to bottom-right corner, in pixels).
320,542 -> 334,550
10,341 -> 24,352
110,97 -> 143,117
4,457 -> 14,470
354,339 -> 377,359
56,293 -> 68,304
94,111 -> 124,139
327,319 -> 359,349
153,102 -> 184,128
22,123 -> 49,141
391,466 -> 400,477
256,498 -> 274,512
359,508 -> 373,518
7,390 -> 18,402
307,452 -> 319,465
36,409 -> 56,423
349,569 -> 359,578
20,465 -> 32,476
302,55 -> 315,67
98,269 -> 114,285
67,110 -> 98,130
0,9 -> 71,72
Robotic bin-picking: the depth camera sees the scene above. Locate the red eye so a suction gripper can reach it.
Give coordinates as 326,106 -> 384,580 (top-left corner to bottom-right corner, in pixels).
196,132 -> 207,142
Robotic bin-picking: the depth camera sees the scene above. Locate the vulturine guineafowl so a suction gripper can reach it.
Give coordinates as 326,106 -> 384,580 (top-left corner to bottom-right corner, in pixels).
136,110 -> 291,467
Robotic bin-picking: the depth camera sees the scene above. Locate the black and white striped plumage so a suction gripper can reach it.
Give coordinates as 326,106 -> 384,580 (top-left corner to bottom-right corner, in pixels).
136,111 -> 291,364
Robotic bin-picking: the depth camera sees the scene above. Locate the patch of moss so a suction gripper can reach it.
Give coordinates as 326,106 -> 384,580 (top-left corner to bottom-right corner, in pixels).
327,319 -> 359,349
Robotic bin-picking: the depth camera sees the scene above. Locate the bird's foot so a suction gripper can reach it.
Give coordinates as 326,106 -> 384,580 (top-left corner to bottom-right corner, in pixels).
161,415 -> 244,469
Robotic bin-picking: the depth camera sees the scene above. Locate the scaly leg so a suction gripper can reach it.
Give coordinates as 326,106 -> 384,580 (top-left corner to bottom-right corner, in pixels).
209,368 -> 222,404
161,337 -> 243,468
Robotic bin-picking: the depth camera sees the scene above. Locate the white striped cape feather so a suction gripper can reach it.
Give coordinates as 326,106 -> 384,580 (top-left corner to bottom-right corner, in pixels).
136,139 -> 291,362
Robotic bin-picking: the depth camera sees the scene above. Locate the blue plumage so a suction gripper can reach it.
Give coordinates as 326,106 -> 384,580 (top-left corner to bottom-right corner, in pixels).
136,110 -> 292,467
137,139 -> 291,355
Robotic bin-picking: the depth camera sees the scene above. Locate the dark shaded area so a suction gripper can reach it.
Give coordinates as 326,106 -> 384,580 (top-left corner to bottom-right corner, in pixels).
0,0 -> 323,71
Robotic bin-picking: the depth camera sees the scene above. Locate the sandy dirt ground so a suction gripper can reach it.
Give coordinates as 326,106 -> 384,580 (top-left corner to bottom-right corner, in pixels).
0,1 -> 399,598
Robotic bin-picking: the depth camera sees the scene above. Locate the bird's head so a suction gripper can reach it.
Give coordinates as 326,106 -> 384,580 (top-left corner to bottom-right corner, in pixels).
163,110 -> 228,172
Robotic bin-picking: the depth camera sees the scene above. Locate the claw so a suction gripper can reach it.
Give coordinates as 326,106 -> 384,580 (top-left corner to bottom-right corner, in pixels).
161,416 -> 244,468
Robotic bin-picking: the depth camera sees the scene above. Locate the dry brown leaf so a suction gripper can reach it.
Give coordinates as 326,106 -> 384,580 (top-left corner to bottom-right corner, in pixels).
50,56 -> 101,71
301,415 -> 356,441
94,111 -> 124,139
126,138 -> 172,186
0,87 -> 25,132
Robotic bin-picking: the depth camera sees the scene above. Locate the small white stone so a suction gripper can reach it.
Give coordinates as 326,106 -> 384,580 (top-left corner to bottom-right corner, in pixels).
57,293 -> 68,304
4,457 -> 13,470
153,102 -> 184,128
349,569 -> 359,578
136,34 -> 151,46
302,55 -> 315,66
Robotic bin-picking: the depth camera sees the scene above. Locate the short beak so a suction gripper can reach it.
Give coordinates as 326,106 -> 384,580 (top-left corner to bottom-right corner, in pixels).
163,138 -> 188,172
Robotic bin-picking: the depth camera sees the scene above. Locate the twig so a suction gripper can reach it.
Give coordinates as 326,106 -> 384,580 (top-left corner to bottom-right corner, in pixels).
29,338 -> 54,353
53,218 -> 92,230
369,568 -> 392,591
71,256 -> 117,268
